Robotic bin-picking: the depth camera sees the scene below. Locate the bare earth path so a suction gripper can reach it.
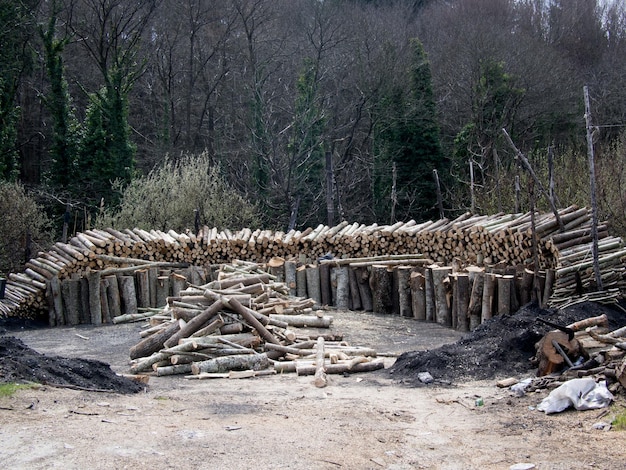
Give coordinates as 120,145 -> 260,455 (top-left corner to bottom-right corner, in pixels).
1,311 -> 625,469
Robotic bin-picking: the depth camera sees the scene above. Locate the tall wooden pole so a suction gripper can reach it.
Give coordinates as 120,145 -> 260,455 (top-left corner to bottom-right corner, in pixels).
433,169 -> 444,219
583,86 -> 603,291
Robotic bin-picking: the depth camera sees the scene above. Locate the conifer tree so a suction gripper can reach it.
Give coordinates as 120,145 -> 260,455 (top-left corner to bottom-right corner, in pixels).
373,38 -> 443,222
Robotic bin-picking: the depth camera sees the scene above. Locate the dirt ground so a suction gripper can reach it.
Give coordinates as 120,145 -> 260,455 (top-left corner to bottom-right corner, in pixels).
1,308 -> 626,469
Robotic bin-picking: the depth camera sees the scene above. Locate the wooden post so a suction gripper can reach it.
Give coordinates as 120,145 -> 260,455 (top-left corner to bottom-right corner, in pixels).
105,275 -> 122,319
482,273 -> 495,322
497,274 -> 513,316
285,260 -> 297,297
431,266 -> 452,326
468,271 -> 484,330
335,266 -> 350,310
305,265 -> 321,305
61,278 -> 81,326
170,272 -> 187,297
397,266 -> 412,317
348,267 -> 362,310
355,266 -> 373,312
410,271 -> 426,320
148,266 -> 158,308
119,275 -> 138,316
80,276 -> 90,324
319,263 -> 332,306
88,271 -> 102,325
425,267 -> 435,322
100,277 -> 111,324
136,269 -> 150,309
456,273 -> 470,332
370,265 -> 393,314
49,276 -> 64,326
156,275 -> 170,308
296,266 -> 308,298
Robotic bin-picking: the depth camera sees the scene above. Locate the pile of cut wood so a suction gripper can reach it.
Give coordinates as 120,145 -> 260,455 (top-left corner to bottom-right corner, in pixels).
127,261 -> 384,384
2,206 -> 625,323
530,314 -> 626,394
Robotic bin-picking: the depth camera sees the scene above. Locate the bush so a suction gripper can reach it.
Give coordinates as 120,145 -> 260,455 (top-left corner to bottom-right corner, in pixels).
96,152 -> 261,232
0,182 -> 53,275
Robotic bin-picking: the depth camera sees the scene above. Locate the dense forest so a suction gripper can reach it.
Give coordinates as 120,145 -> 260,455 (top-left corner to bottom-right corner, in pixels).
2,0 -> 626,273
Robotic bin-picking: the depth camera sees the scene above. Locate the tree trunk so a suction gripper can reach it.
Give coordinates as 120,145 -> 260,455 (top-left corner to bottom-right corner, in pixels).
455,273 -> 470,332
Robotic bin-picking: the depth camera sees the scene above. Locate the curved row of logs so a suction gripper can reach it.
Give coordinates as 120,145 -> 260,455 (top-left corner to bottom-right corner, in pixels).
2,205 -> 625,320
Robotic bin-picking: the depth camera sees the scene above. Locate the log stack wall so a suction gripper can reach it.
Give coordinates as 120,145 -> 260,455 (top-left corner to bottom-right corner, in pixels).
2,206 -> 625,328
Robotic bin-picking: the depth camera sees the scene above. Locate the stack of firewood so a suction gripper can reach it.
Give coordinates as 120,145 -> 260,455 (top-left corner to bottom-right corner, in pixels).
2,206 -> 625,321
127,261 -> 384,383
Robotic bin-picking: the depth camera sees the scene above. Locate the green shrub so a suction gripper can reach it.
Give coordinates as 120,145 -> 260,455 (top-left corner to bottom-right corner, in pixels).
0,182 -> 53,276
96,152 -> 261,232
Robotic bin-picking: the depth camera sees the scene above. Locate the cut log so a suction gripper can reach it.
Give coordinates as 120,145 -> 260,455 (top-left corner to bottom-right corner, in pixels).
348,267 -> 362,310
268,314 -> 333,328
319,263 -> 332,306
88,271 -> 102,325
455,273 -> 470,332
305,265 -> 321,305
354,267 -> 373,312
296,359 -> 384,375
468,271 -> 483,330
370,265 -> 393,314
481,273 -> 496,323
314,337 -> 327,388
397,266 -> 412,317
410,271 -> 426,321
61,278 -> 81,326
129,321 -> 181,360
191,353 -> 270,374
119,275 -> 138,316
163,298 -> 227,348
105,275 -> 122,319
431,266 -> 452,326
335,266 -> 350,310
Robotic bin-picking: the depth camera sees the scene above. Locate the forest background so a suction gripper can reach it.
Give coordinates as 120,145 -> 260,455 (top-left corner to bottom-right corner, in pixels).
1,0 -> 626,275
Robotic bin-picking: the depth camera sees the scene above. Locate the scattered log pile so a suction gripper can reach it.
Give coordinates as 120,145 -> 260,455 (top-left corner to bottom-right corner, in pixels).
127,261 -> 384,382
525,314 -> 626,396
2,206 -> 625,326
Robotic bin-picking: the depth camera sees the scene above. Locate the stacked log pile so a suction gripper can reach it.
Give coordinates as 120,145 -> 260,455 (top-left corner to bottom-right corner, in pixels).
127,261 -> 384,382
2,206 -> 625,323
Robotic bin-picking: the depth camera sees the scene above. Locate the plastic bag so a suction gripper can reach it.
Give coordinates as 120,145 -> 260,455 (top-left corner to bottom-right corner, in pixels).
537,378 -> 614,414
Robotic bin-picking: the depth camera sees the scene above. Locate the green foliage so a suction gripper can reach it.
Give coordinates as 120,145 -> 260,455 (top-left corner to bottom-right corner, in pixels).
75,84 -> 136,208
373,38 -> 443,222
612,407 -> 626,431
95,152 -> 260,232
40,2 -> 79,191
284,57 -> 327,229
0,182 -> 53,275
0,0 -> 36,180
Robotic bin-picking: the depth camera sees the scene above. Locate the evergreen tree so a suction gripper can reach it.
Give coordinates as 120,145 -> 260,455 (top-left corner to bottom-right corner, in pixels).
373,38 -> 443,222
0,0 -> 37,180
40,1 -> 79,191
286,57 -> 326,229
